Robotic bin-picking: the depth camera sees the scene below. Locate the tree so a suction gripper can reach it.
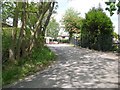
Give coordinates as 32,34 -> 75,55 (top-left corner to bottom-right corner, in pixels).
2,1 -> 58,61
2,2 -> 15,23
46,17 -> 60,39
105,0 -> 120,52
9,2 -> 19,61
62,8 -> 83,41
105,0 -> 120,15
81,7 -> 114,51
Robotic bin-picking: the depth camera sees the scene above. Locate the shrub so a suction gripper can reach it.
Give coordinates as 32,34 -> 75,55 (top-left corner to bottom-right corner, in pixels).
2,46 -> 56,85
81,7 -> 114,51
2,28 -> 13,63
60,39 -> 69,43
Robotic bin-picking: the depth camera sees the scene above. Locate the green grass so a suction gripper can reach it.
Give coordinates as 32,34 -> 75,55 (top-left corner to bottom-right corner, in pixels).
2,27 -> 56,86
2,46 -> 56,86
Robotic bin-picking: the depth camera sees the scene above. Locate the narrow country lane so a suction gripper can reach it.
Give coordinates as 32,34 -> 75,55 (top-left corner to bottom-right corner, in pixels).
5,44 -> 119,88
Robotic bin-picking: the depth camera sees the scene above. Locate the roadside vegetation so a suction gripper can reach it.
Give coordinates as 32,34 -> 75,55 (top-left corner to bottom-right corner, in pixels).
2,27 -> 56,85
2,1 -> 57,86
3,44 -> 56,85
2,0 -> 120,87
81,7 -> 114,51
62,3 -> 120,52
46,17 -> 60,39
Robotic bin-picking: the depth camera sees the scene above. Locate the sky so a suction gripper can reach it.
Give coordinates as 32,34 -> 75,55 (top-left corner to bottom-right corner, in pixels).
6,0 -> 119,34
54,0 -> 118,34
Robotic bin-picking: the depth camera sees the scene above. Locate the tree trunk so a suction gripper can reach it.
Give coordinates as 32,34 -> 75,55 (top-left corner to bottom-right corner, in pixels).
69,32 -> 73,43
27,2 -> 51,51
42,2 -> 55,37
16,2 -> 26,59
9,2 -> 18,61
35,2 -> 51,38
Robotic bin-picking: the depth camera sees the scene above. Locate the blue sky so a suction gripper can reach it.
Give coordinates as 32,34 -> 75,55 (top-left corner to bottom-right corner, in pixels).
54,0 -> 118,34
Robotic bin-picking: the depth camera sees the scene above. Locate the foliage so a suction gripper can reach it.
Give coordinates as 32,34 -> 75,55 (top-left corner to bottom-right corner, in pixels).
2,46 -> 56,85
46,17 -> 60,38
2,1 -> 57,61
81,8 -> 114,51
60,39 -> 69,43
105,0 -> 120,53
62,8 -> 83,40
2,2 -> 15,22
113,32 -> 118,39
105,0 -> 120,15
2,1 -> 58,86
2,28 -> 12,63
105,2 -> 117,16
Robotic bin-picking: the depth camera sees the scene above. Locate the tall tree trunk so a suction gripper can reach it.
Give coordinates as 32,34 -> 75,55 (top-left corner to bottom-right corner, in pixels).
16,2 -> 26,59
35,2 -> 51,38
9,2 -> 18,61
42,2 -> 55,37
41,2 -> 55,45
27,2 -> 51,51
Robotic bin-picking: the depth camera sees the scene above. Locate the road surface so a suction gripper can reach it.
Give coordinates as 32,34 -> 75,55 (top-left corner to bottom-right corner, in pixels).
5,44 -> 119,88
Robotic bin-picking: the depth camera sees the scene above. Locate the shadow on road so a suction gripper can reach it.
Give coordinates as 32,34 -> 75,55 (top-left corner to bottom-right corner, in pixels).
4,44 -> 118,88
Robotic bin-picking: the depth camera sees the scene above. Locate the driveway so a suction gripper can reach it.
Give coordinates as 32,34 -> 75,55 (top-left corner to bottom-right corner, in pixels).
5,44 -> 119,88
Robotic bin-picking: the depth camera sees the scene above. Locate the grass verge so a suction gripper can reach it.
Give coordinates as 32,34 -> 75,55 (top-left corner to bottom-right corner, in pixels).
2,46 -> 56,86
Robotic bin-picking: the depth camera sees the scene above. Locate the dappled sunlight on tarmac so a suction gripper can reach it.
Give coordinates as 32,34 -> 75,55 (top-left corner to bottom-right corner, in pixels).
5,43 -> 119,88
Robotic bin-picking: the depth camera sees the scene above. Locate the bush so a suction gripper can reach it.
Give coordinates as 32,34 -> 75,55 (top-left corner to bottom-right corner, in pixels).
81,7 -> 114,51
2,28 -> 13,63
2,46 -> 56,85
60,39 -> 69,43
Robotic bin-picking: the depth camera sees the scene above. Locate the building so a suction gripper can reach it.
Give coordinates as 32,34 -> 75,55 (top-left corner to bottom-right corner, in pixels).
58,25 -> 69,40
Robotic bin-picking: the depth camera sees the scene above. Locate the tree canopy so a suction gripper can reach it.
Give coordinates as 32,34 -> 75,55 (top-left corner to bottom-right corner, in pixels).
46,17 -> 60,39
2,1 -> 58,61
62,8 -> 83,40
81,7 -> 114,51
105,0 -> 120,16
